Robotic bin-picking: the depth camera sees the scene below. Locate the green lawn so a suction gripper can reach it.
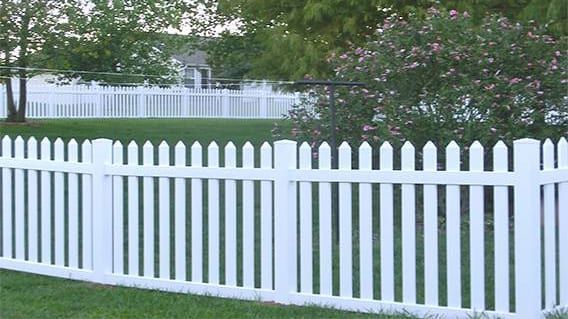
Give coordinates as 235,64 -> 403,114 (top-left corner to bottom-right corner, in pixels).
0,118 -> 291,146
0,119 -> 418,319
0,269 -> 415,319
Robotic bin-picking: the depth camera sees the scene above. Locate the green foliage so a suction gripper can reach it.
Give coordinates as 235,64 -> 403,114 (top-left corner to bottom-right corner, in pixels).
44,1 -> 189,85
203,32 -> 260,80
204,0 -> 567,80
287,9 -> 567,147
0,0 -> 76,122
1,0 -> 189,122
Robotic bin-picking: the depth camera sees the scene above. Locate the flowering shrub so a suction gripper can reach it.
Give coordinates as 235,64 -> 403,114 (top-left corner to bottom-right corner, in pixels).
286,9 -> 567,149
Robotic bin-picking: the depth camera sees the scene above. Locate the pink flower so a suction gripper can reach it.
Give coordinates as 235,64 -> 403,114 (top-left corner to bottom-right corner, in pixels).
362,124 -> 376,132
408,62 -> 420,69
509,78 -> 522,85
463,11 -> 470,18
430,42 -> 442,53
449,10 -> 458,18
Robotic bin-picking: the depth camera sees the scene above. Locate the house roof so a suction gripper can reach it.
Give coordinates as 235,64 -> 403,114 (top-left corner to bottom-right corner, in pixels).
172,50 -> 209,67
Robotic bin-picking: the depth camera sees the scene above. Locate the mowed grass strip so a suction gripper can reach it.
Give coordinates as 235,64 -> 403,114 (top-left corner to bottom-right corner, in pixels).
0,270 -> 415,319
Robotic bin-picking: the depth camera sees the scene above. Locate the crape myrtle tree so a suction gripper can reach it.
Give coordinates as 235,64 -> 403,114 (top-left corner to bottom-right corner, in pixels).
285,9 -> 567,149
1,0 -> 190,123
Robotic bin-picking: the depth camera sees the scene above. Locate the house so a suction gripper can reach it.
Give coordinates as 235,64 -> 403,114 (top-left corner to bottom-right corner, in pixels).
172,50 -> 213,89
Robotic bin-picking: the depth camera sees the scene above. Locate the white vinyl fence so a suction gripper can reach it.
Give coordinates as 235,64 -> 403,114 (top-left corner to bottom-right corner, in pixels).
0,85 -> 302,119
0,135 -> 567,318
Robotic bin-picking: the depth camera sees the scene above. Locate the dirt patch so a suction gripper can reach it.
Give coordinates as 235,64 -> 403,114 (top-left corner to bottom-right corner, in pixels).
0,120 -> 43,127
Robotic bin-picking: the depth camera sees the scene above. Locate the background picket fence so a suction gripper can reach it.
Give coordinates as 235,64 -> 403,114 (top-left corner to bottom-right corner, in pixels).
0,84 -> 302,119
0,135 -> 567,318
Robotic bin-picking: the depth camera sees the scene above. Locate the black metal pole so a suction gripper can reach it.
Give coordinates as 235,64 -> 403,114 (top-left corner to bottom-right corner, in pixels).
329,84 -> 337,169
293,80 -> 365,245
329,85 -> 340,245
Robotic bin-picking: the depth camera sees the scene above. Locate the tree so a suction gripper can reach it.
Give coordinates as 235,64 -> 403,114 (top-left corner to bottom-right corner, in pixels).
202,0 -> 567,80
0,0 -> 75,122
44,1 -> 190,85
1,0 -> 189,122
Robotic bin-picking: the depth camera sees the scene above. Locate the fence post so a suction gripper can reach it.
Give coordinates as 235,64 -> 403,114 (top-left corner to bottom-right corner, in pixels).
273,140 -> 297,304
91,138 -> 113,284
222,89 -> 230,118
513,138 -> 541,318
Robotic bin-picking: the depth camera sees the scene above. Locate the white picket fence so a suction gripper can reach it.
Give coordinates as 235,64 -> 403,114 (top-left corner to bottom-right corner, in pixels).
0,84 -> 301,119
0,135 -> 567,318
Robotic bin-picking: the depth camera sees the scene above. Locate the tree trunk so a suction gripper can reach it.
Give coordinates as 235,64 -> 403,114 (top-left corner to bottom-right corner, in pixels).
4,79 -> 18,122
15,70 -> 27,122
3,51 -> 18,122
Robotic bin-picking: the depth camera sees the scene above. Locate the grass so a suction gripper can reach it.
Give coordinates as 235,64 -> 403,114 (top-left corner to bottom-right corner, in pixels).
0,119 -> 419,319
0,118 -> 291,146
0,269 -> 413,319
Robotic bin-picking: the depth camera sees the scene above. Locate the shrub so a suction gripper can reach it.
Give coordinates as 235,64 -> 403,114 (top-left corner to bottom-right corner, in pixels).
286,9 -> 567,149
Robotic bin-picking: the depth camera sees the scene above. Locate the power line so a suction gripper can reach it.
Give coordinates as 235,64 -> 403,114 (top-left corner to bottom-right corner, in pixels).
0,65 -> 295,85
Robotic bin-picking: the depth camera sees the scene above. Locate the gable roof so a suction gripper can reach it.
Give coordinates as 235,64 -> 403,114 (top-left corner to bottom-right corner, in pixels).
172,50 -> 209,67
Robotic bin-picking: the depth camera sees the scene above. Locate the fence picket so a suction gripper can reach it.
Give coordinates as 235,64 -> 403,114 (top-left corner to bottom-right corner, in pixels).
112,141 -> 124,274
191,142 -> 203,283
54,138 -> 65,266
401,142 -> 416,303
559,137 -> 568,306
143,141 -> 155,277
68,139 -> 79,268
242,142 -> 255,288
358,142 -> 373,299
338,142 -> 353,297
380,142 -> 394,301
14,137 -> 24,260
81,140 -> 92,269
542,139 -> 556,308
423,141 -> 438,306
445,141 -> 461,307
40,138 -> 51,264
175,142 -> 187,281
27,137 -> 38,262
318,142 -> 332,296
493,141 -> 509,312
159,141 -> 170,279
207,142 -> 219,284
2,136 -> 13,259
469,141 -> 485,310
127,141 -> 139,276
224,142 -> 237,286
260,142 -> 273,290
299,142 -> 313,294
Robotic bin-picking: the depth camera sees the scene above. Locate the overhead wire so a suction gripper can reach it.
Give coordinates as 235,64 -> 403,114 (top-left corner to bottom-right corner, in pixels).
0,66 -> 296,85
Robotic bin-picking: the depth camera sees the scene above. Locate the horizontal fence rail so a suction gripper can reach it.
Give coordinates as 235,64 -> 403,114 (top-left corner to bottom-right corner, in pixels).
0,85 -> 303,119
0,135 -> 567,318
